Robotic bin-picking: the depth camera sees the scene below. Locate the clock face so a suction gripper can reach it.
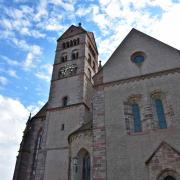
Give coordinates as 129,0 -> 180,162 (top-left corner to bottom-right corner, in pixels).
59,64 -> 77,78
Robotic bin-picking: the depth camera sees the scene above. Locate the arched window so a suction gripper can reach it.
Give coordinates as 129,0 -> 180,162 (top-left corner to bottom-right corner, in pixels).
132,103 -> 142,132
92,61 -> 96,71
77,38 -> 80,45
157,170 -> 179,180
88,54 -> 91,65
164,176 -> 176,180
155,98 -> 167,129
70,40 -> 73,47
66,41 -> 70,48
62,96 -> 68,107
74,149 -> 90,180
72,50 -> 79,60
61,53 -> 67,63
73,39 -> 77,46
31,129 -> 43,177
82,153 -> 90,180
88,68 -> 91,80
62,42 -> 66,49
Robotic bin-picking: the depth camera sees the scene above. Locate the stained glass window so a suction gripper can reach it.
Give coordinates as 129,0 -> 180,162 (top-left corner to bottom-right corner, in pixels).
133,55 -> 145,64
132,103 -> 142,132
155,99 -> 167,129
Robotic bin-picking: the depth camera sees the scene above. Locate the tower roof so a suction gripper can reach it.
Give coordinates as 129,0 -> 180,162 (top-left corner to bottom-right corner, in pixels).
57,24 -> 98,54
57,24 -> 87,41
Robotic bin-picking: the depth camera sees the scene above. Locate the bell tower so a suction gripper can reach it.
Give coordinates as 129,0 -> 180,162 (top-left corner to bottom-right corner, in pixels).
43,24 -> 98,180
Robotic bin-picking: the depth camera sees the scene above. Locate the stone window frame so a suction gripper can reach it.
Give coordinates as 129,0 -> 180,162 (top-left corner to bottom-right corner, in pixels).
92,61 -> 96,71
31,128 -> 43,177
62,38 -> 80,49
124,94 -> 143,134
150,90 -> 173,130
72,148 -> 91,180
71,49 -> 79,60
157,169 -> 180,180
62,96 -> 68,107
130,51 -> 146,66
88,53 -> 91,66
87,68 -> 91,80
61,52 -> 68,63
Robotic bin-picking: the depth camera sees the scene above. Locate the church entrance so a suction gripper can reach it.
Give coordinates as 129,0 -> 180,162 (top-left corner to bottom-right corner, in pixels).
164,176 -> 176,180
157,170 -> 180,180
82,152 -> 90,180
73,148 -> 91,180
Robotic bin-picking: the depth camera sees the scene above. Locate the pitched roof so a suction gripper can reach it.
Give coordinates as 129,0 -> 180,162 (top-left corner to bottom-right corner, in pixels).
93,28 -> 180,81
57,25 -> 87,41
145,141 -> 180,164
68,121 -> 92,143
31,102 -> 48,119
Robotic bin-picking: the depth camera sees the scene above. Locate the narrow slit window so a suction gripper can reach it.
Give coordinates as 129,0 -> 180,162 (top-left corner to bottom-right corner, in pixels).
88,69 -> 91,80
92,61 -> 96,71
62,96 -> 68,107
88,54 -> 91,65
61,124 -> 64,131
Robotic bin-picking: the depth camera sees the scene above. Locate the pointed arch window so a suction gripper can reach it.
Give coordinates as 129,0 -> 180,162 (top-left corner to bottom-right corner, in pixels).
132,103 -> 142,132
31,129 -> 43,177
82,153 -> 90,180
73,149 -> 90,180
155,98 -> 167,129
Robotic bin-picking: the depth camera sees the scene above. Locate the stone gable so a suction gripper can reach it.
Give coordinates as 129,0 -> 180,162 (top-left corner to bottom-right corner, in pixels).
146,142 -> 180,180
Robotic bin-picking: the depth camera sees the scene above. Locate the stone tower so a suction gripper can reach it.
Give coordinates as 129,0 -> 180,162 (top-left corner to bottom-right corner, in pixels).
43,24 -> 98,180
13,24 -> 98,180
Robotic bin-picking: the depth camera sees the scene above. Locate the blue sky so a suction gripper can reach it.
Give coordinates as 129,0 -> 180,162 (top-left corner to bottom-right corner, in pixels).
0,0 -> 180,179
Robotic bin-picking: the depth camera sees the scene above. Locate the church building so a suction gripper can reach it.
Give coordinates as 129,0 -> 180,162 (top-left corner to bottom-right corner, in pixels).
13,24 -> 180,180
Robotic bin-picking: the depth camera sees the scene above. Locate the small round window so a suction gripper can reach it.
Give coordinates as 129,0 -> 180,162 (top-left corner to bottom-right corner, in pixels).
131,52 -> 146,65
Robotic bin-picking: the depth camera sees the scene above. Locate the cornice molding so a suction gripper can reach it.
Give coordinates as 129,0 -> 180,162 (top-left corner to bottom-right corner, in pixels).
47,102 -> 90,112
95,67 -> 180,88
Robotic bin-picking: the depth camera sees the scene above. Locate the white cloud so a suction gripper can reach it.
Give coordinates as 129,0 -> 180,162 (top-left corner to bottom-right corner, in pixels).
7,70 -> 19,78
35,64 -> 53,81
50,0 -> 75,11
0,55 -> 20,66
27,100 -> 46,115
0,76 -> 8,86
150,3 -> 180,50
91,0 -> 180,61
23,45 -> 42,70
75,6 -> 92,17
45,23 -> 65,31
0,95 -> 29,180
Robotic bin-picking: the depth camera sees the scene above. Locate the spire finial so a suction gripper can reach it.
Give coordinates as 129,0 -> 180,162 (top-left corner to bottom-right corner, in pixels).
78,22 -> 82,27
26,112 -> 31,124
